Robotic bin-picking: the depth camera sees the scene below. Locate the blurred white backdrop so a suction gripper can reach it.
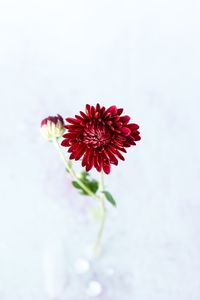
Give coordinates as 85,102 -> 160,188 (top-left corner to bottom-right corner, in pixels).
0,0 -> 200,299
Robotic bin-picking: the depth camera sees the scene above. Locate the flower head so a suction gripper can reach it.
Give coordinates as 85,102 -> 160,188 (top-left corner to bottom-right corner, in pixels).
41,114 -> 65,141
61,104 -> 141,174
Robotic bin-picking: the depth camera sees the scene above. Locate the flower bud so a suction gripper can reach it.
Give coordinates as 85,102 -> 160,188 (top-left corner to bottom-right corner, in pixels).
40,114 -> 65,141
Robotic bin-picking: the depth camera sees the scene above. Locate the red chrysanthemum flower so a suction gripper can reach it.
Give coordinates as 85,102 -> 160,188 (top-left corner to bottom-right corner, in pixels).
61,104 -> 141,174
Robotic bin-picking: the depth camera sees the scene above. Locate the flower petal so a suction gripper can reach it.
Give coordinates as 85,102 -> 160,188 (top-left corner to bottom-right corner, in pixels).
74,144 -> 86,160
117,108 -> 123,115
94,152 -> 102,172
66,118 -> 81,125
127,123 -> 139,131
79,111 -> 89,120
68,142 -> 80,153
120,127 -> 131,136
103,161 -> 111,174
109,145 -> 125,161
62,132 -> 79,139
120,115 -> 130,125
96,103 -> 100,111
82,149 -> 90,167
85,104 -> 91,117
61,139 -> 70,147
134,135 -> 141,141
106,148 -> 118,165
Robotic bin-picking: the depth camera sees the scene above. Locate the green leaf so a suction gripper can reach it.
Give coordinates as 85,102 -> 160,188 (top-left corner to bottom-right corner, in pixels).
102,191 -> 116,207
72,181 -> 82,189
79,171 -> 89,180
71,173 -> 99,196
88,180 -> 99,193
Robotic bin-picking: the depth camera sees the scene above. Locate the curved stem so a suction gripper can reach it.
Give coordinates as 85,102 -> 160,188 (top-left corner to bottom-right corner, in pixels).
93,171 -> 106,254
52,138 -> 99,201
52,138 -> 107,255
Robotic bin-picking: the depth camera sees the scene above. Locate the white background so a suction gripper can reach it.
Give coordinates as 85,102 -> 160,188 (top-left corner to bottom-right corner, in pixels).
0,0 -> 200,299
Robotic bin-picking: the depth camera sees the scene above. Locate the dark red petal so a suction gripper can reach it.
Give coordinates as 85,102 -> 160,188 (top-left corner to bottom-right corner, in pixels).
62,132 -> 79,139
120,115 -> 130,125
131,130 -> 140,137
64,124 -> 82,129
111,144 -> 127,153
115,150 -> 125,160
115,135 -> 127,142
57,114 -> 64,124
86,163 -> 93,172
114,121 -> 123,128
123,142 -> 131,147
88,148 -> 94,164
94,152 -> 101,172
86,150 -> 94,172
66,118 -> 81,125
61,139 -> 70,147
82,149 -> 90,167
97,153 -> 103,171
74,145 -> 86,160
64,126 -> 82,133
103,106 -> 117,118
134,135 -> 141,141
68,142 -> 80,153
79,111 -> 89,120
91,106 -> 95,117
107,105 -> 117,115
67,129 -> 83,134
126,136 -> 136,145
85,104 -> 91,117
94,111 -> 100,119
102,111 -> 111,119
127,123 -> 139,131
120,127 -> 131,136
106,148 -> 118,165
75,115 -> 86,122
109,146 -> 125,161
96,103 -> 100,111
112,116 -> 120,122
69,152 -> 76,159
103,161 -> 111,174
117,108 -> 123,115
100,106 -> 106,116
102,149 -> 110,160
49,116 -> 57,124
41,119 -> 47,126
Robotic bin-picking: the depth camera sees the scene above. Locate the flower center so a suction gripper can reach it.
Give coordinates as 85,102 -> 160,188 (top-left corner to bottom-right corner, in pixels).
83,121 -> 112,148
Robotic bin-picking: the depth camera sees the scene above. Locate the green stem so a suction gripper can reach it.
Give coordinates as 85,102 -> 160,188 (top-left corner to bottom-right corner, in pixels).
52,138 -> 107,255
93,171 -> 106,254
52,138 -> 99,201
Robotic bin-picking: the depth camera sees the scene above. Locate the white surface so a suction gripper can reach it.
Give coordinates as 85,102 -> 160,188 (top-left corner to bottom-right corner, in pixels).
86,281 -> 102,298
0,0 -> 200,299
74,258 -> 90,275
